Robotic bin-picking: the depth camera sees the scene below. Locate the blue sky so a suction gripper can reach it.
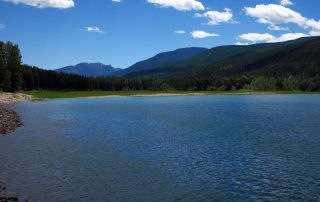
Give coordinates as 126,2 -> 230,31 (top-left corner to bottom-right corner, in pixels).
0,0 -> 319,69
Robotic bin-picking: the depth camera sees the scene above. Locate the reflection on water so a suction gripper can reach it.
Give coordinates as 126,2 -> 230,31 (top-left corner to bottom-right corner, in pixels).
0,95 -> 320,201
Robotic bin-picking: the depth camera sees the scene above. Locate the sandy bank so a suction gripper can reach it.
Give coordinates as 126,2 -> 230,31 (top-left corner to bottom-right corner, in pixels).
0,92 -> 32,105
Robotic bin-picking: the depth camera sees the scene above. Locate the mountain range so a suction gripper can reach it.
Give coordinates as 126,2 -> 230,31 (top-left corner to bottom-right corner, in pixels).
56,36 -> 320,81
56,47 -> 208,77
124,36 -> 320,79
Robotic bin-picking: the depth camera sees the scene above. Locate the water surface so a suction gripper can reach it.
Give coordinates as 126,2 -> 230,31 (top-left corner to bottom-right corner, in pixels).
0,95 -> 320,201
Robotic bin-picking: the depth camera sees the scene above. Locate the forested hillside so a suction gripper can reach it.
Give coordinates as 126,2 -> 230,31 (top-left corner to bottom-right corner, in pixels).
126,37 -> 320,78
113,47 -> 207,76
122,37 -> 320,91
0,38 -> 319,92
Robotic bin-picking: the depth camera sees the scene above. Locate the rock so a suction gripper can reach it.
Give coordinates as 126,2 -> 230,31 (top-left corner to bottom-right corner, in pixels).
0,106 -> 22,135
0,196 -> 19,202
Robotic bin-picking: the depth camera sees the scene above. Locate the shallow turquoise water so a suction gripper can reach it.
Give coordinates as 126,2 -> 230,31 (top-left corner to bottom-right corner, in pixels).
0,95 -> 320,201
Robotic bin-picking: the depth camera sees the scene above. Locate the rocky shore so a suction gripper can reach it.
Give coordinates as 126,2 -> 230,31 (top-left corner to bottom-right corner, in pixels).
0,107 -> 22,134
1,93 -> 31,201
0,93 -> 31,135
0,184 -> 19,202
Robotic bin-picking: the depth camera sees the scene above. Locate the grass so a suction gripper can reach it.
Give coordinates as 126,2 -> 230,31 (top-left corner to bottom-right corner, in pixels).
25,90 -> 320,99
26,90 -> 202,99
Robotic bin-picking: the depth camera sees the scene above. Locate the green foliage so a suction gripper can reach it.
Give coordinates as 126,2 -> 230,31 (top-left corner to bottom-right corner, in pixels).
0,42 -> 7,90
206,86 -> 217,91
250,77 -> 277,91
123,37 -> 320,93
0,41 -> 22,92
230,86 -> 237,91
283,75 -> 299,91
217,85 -> 228,91
1,38 -> 320,93
2,70 -> 12,91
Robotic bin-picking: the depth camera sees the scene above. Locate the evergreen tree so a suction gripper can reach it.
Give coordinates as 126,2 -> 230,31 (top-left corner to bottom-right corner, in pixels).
6,42 -> 22,92
0,42 -> 7,90
2,70 -> 12,91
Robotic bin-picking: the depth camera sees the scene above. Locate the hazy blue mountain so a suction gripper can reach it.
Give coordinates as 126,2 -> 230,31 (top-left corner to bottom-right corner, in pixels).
56,63 -> 120,77
113,47 -> 208,76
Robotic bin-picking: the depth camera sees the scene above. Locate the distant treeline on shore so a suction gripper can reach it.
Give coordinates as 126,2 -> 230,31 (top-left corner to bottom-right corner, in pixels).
1,40 -> 319,92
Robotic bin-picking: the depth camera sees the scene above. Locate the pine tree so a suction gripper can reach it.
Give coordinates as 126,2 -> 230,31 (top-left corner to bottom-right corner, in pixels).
2,70 -> 11,91
0,42 -> 6,90
6,42 -> 22,92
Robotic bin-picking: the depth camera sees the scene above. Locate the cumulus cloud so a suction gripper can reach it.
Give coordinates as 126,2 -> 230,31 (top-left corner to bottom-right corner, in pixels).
147,0 -> 204,11
195,8 -> 236,26
244,4 -> 306,27
111,0 -> 122,2
280,0 -> 293,6
83,27 -> 105,34
174,30 -> 186,34
309,30 -> 320,36
268,24 -> 288,31
235,42 -> 249,46
238,32 -> 309,43
2,0 -> 75,9
306,19 -> 320,32
191,30 -> 219,38
238,33 -> 275,42
244,4 -> 320,34
268,33 -> 308,42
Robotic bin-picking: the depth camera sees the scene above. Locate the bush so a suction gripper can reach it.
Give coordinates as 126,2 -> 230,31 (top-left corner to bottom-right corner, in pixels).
250,77 -> 277,91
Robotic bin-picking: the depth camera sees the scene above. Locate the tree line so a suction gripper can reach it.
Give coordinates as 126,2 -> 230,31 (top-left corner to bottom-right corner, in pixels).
0,41 -> 22,92
1,41 -> 319,92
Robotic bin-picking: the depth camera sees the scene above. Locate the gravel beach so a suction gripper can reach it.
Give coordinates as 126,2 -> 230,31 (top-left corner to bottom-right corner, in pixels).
0,93 -> 31,135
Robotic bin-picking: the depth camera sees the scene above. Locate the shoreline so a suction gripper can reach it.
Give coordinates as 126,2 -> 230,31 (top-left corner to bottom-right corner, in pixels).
77,93 -> 209,99
0,93 -> 32,201
0,93 -> 32,135
26,90 -> 320,100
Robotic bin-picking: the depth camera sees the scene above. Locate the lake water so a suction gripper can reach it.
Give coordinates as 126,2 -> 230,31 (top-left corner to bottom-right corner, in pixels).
0,95 -> 320,201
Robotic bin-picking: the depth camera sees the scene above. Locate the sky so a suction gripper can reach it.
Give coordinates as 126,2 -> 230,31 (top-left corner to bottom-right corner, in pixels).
0,0 -> 319,70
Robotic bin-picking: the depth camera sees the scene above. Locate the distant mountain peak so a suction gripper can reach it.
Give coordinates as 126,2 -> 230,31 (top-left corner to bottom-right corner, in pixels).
56,62 -> 120,77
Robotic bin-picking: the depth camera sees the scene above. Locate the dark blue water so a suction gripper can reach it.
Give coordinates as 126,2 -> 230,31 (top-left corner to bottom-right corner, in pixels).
0,95 -> 320,201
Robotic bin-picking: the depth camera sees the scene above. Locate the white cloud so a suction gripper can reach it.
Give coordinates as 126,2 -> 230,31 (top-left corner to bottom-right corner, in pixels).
0,23 -> 5,29
174,30 -> 186,34
83,27 -> 105,34
235,42 -> 249,46
147,0 -> 204,11
244,4 -> 320,34
2,0 -> 74,9
306,19 -> 320,32
268,33 -> 308,42
309,30 -> 320,36
238,33 -> 275,42
112,0 -> 122,2
195,8 -> 236,26
244,4 -> 306,27
268,24 -> 288,31
191,30 -> 219,38
280,0 -> 293,6
238,32 -> 309,43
